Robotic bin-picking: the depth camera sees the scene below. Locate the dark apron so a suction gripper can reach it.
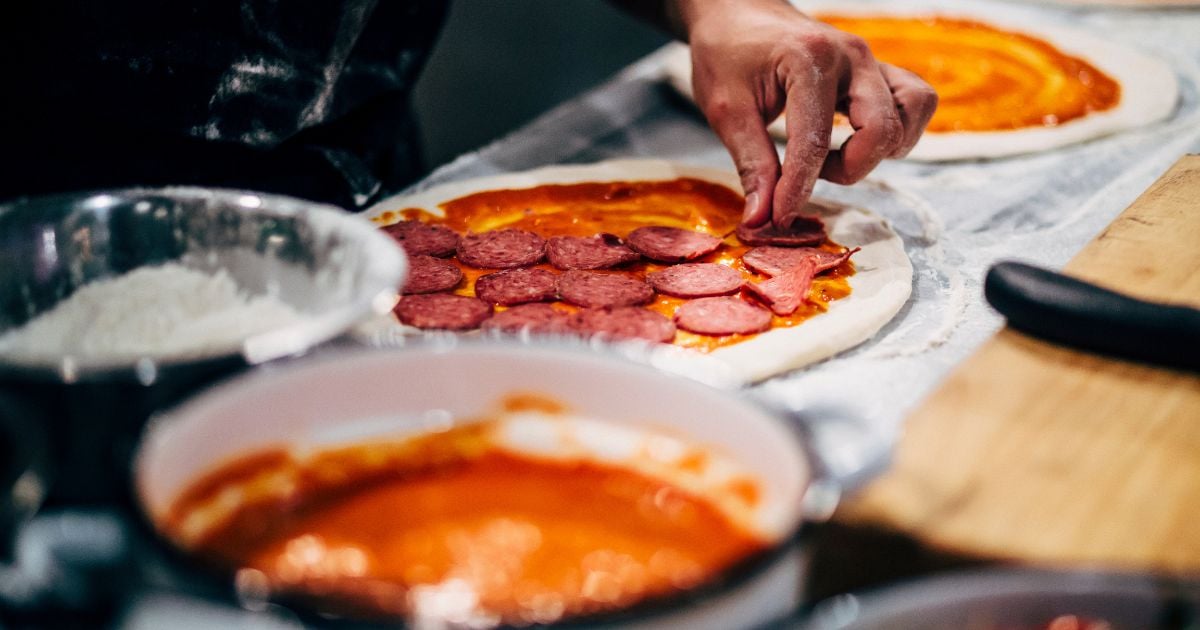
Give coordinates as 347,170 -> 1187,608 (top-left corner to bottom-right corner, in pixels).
2,1 -> 448,209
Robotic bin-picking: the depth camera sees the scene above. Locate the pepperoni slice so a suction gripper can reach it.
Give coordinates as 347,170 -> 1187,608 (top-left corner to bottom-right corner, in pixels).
482,303 -> 574,335
742,246 -> 859,277
570,307 -> 677,343
474,268 -> 559,306
626,226 -> 722,263
402,255 -> 463,295
744,258 -> 817,316
647,263 -> 744,298
674,297 -> 772,336
395,294 -> 492,331
736,216 -> 826,247
558,271 -> 654,308
382,220 -> 460,257
456,229 -> 546,269
546,233 -> 641,270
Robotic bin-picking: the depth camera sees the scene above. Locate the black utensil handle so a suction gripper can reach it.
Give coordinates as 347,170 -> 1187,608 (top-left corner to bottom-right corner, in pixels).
984,261 -> 1200,372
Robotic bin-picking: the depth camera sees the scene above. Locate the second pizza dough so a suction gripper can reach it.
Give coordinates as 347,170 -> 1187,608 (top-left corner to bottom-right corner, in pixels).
662,4 -> 1177,161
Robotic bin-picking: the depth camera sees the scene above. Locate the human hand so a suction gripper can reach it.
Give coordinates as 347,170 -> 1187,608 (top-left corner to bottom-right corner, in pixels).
678,0 -> 937,228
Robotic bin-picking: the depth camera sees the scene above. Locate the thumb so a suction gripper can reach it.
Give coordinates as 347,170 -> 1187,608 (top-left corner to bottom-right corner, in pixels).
701,93 -> 781,228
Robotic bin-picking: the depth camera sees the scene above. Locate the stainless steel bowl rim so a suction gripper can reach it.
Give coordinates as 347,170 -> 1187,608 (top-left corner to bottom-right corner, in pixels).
0,187 -> 406,383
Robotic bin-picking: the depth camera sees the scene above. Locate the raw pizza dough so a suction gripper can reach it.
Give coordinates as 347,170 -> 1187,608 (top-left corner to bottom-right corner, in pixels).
661,3 -> 1178,161
360,160 -> 912,383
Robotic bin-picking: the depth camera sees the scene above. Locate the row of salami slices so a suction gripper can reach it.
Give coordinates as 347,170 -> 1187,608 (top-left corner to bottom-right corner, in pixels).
383,220 -> 855,343
388,221 -> 737,268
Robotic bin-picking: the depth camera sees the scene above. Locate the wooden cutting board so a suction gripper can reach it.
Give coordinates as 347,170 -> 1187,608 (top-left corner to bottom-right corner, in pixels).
831,155 -> 1200,575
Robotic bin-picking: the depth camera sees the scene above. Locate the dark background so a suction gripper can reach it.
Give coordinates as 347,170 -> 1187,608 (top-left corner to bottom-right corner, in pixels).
412,0 -> 670,171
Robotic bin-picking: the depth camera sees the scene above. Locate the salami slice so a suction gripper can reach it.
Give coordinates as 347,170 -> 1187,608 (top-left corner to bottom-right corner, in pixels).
674,297 -> 772,336
626,226 -> 722,263
570,307 -> 677,343
546,233 -> 641,270
402,255 -> 463,295
744,258 -> 817,316
742,246 -> 859,277
482,303 -> 573,335
395,293 -> 492,331
473,268 -> 559,305
647,263 -> 744,298
382,220 -> 460,257
558,270 -> 654,308
736,216 -> 826,247
456,229 -> 546,269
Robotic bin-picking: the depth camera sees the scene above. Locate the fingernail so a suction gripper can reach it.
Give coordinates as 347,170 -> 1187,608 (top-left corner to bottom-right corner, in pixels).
742,192 -> 760,223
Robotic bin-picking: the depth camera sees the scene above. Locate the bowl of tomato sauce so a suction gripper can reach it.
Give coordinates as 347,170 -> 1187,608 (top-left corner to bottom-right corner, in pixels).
133,340 -> 839,628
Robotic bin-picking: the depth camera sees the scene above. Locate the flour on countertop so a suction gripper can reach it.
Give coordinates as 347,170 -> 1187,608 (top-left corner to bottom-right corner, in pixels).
0,263 -> 306,360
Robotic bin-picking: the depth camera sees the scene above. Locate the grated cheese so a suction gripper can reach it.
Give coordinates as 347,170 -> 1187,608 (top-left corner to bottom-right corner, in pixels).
0,263 -> 307,361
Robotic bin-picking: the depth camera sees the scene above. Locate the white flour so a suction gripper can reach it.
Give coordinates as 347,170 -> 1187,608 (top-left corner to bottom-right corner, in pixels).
0,263 -> 306,360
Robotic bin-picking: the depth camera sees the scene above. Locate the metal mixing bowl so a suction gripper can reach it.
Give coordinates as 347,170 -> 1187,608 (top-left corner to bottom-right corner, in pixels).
0,188 -> 407,503
0,187 -> 406,378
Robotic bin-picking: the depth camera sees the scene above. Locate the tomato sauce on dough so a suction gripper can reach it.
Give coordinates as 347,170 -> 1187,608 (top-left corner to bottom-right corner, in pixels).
164,422 -> 768,625
372,178 -> 855,352
818,15 -> 1122,132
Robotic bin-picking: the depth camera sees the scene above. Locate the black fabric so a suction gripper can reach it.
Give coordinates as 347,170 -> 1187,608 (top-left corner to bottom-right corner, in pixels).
1,1 -> 448,209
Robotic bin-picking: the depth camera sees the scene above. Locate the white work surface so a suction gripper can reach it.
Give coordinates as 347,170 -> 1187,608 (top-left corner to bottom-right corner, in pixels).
399,0 -> 1200,463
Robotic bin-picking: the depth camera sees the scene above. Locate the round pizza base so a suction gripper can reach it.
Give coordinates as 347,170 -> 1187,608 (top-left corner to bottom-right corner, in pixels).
661,4 -> 1178,162
361,159 -> 912,383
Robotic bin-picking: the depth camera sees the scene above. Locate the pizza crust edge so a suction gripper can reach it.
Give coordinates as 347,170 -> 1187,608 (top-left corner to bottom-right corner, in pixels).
362,159 -> 913,383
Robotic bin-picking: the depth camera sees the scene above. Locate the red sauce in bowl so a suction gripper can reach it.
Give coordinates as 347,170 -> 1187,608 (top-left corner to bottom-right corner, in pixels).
162,421 -> 770,625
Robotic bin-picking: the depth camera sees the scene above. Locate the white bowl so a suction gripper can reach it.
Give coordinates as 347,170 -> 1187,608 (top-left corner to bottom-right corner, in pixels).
135,341 -> 821,628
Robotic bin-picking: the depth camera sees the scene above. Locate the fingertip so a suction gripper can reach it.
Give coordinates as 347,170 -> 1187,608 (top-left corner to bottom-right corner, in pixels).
773,207 -> 809,231
700,90 -> 782,227
822,133 -> 886,184
737,165 -> 778,228
880,63 -> 938,157
771,177 -> 814,229
741,191 -> 770,227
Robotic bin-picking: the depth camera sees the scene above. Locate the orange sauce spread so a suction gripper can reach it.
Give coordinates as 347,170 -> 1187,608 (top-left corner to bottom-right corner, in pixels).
818,15 -> 1121,132
164,421 -> 767,625
374,178 -> 855,352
